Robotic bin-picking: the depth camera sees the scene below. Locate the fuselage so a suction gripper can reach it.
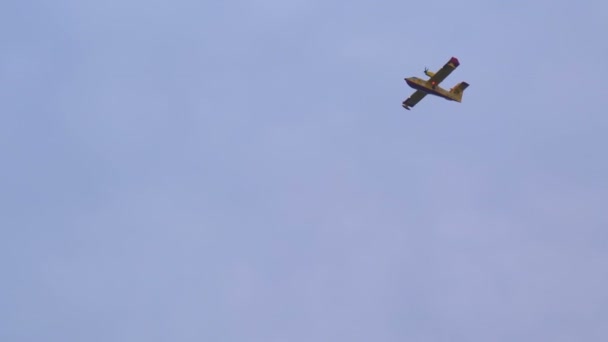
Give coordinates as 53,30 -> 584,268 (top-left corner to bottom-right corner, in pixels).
404,77 -> 457,102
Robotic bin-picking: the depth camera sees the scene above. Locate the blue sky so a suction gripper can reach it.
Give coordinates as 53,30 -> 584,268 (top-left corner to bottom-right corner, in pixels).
2,0 -> 607,341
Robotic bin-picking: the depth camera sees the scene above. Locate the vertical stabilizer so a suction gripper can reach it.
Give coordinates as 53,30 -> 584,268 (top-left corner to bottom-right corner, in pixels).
450,82 -> 469,102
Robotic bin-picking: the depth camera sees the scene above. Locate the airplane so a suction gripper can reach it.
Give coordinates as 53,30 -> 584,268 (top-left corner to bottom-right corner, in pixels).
402,56 -> 469,110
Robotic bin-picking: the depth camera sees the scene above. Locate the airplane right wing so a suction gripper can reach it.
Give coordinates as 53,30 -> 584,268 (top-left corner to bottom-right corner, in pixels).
428,57 -> 460,86
403,90 -> 427,109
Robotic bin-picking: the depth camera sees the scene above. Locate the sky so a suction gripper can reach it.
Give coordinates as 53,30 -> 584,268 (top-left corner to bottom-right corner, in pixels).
1,0 -> 607,341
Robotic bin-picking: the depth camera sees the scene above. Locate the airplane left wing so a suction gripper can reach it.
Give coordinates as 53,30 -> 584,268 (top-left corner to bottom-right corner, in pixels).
403,90 -> 427,109
428,57 -> 460,85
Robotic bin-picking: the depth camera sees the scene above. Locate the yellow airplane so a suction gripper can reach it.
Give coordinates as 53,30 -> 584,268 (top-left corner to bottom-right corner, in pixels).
402,57 -> 469,110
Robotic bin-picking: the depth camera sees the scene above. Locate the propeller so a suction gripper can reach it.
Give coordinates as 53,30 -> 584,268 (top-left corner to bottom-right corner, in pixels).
424,67 -> 428,73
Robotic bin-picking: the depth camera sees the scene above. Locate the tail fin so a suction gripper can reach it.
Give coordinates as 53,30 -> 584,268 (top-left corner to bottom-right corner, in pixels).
450,82 -> 469,102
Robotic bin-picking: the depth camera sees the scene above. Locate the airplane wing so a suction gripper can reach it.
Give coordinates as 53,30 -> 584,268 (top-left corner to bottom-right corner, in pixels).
428,57 -> 460,85
403,90 -> 427,108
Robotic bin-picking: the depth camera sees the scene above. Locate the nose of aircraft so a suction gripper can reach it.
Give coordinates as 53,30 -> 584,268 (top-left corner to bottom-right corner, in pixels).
404,77 -> 415,88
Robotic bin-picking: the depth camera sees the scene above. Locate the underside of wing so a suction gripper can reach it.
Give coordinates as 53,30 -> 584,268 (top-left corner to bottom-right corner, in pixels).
403,90 -> 427,109
428,57 -> 460,85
